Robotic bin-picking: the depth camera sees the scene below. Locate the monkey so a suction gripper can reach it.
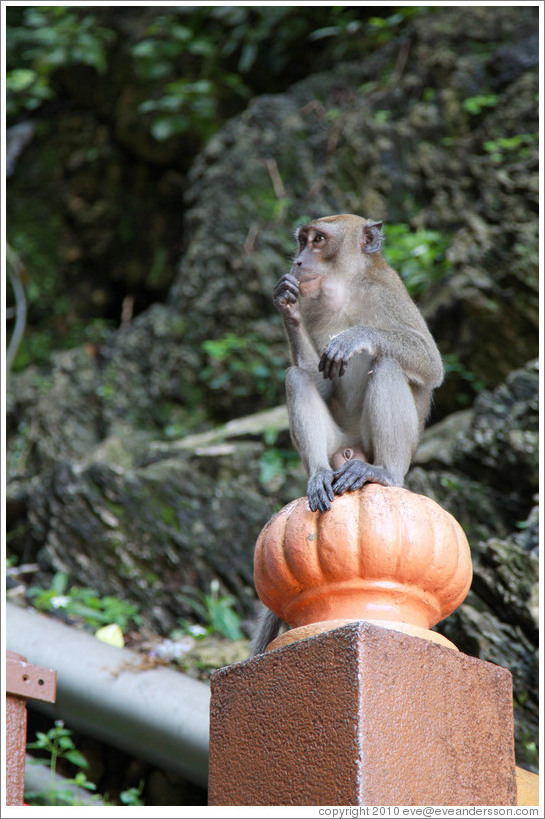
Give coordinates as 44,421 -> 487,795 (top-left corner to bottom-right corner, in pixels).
276,214 -> 444,510
250,214 -> 443,656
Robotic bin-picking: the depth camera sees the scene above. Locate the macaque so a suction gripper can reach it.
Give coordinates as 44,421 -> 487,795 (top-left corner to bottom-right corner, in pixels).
250,214 -> 443,656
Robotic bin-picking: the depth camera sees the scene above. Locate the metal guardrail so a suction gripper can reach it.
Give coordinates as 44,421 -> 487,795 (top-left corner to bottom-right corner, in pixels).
6,603 -> 210,790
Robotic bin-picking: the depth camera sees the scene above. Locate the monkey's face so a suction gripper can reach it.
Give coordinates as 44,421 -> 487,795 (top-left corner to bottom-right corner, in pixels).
291,223 -> 337,295
291,216 -> 384,299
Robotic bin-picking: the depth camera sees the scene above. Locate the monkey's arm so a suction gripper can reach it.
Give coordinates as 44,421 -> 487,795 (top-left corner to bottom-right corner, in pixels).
274,274 -> 328,376
319,326 -> 444,386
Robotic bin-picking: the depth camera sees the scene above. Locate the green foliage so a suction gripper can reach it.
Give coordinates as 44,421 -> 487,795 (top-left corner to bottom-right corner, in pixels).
26,721 -> 143,806
373,110 -> 391,124
462,94 -> 499,115
176,579 -> 244,641
483,133 -> 538,163
131,12 -> 249,142
201,332 -> 285,403
6,6 -> 422,137
119,781 -> 145,806
383,223 -> 452,296
26,721 -> 100,806
139,79 -> 221,142
439,474 -> 464,491
6,7 -> 115,117
259,448 -> 300,489
442,353 -> 486,404
365,8 -> 427,45
28,721 -> 87,771
27,571 -> 141,631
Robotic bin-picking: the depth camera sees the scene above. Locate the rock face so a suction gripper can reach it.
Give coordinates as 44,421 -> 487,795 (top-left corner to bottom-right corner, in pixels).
6,5 -> 538,770
407,360 -> 538,771
168,3 -> 538,417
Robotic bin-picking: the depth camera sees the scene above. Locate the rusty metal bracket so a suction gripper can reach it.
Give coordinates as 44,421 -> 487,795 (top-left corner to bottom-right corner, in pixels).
6,653 -> 57,703
6,650 -> 57,806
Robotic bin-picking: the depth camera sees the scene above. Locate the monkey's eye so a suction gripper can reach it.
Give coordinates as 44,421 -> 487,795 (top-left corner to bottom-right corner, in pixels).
312,234 -> 326,246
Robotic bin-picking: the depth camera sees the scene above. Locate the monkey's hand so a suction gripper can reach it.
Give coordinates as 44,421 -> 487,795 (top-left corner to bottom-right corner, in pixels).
332,460 -> 396,494
307,469 -> 335,512
273,273 -> 301,326
319,327 -> 375,379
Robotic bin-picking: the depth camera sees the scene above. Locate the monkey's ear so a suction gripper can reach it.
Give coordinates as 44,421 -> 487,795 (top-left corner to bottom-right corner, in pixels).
361,221 -> 383,254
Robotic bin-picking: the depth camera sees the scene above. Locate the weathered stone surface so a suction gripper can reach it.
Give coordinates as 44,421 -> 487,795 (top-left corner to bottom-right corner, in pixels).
407,359 -> 538,539
453,360 -> 539,495
8,453 -> 273,635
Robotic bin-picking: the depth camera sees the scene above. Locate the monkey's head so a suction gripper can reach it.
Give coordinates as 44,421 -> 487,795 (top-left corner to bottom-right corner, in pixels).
291,214 -> 383,294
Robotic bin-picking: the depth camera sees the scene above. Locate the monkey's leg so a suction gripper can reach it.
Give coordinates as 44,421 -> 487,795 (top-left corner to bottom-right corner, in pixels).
333,358 -> 418,493
285,366 -> 343,512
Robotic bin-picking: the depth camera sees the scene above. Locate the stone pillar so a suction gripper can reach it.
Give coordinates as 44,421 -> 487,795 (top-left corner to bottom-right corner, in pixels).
209,622 -> 517,806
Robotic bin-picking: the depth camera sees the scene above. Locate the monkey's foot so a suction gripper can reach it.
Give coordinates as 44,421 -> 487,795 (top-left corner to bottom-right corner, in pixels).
332,460 -> 396,494
307,469 -> 335,513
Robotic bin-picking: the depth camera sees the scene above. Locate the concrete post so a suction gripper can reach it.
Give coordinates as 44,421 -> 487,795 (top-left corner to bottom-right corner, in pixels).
209,622 -> 517,806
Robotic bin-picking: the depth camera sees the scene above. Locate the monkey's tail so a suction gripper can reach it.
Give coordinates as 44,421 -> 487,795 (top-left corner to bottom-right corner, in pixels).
249,606 -> 282,657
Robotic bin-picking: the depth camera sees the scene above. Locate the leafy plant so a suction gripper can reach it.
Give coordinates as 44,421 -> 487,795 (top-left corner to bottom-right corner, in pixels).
383,223 -> 452,295
119,780 -> 145,806
131,14 -> 248,142
130,5 -> 375,140
26,721 -> 99,806
7,6 -> 423,136
176,579 -> 244,640
27,721 -> 146,806
139,78 -> 221,142
483,133 -> 538,163
365,8 -> 427,45
462,94 -> 499,115
27,571 -> 141,631
201,332 -> 285,403
259,448 -> 300,489
6,7 -> 115,118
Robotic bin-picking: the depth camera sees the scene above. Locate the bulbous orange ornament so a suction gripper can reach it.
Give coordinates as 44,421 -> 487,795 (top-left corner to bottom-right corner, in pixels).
254,485 -> 472,649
